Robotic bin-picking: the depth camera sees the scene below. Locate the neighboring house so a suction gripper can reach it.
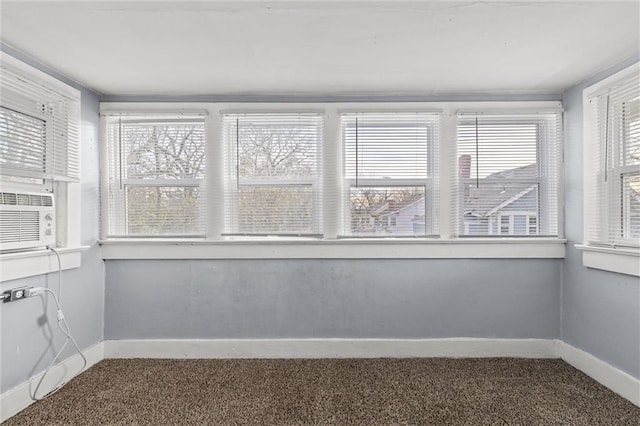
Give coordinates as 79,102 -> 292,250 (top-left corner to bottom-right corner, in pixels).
358,163 -> 540,236
375,197 -> 426,235
462,164 -> 540,236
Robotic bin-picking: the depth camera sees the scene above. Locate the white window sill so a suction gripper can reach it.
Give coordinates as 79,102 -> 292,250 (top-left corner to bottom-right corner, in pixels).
99,238 -> 566,260
0,247 -> 87,282
576,244 -> 640,277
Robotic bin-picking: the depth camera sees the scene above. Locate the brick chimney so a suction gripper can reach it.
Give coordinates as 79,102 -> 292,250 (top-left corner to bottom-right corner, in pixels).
458,155 -> 472,201
458,154 -> 471,179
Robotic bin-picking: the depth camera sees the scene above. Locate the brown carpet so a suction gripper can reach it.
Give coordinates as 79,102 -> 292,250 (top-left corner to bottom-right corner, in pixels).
5,358 -> 639,425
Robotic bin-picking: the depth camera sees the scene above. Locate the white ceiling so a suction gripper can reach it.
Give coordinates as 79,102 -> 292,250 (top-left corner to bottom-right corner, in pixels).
0,1 -> 638,97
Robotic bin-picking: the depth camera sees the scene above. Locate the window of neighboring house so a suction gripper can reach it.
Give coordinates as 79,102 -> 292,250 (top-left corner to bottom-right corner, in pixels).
0,52 -> 80,255
456,113 -> 561,237
222,113 -> 323,236
492,213 -> 538,236
586,66 -> 640,249
104,114 -> 206,237
341,112 -> 439,237
499,215 -> 510,235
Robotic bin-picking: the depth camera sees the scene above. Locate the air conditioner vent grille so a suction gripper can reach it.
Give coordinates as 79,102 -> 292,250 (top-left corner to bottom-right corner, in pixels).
0,211 -> 40,242
0,192 -> 52,206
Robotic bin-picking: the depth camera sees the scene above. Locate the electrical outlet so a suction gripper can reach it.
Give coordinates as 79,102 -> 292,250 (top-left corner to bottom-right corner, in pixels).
2,286 -> 32,303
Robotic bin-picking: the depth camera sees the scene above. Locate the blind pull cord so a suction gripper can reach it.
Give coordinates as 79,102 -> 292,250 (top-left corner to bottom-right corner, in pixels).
236,117 -> 240,190
475,116 -> 480,188
604,95 -> 610,182
118,117 -> 124,190
355,116 -> 359,188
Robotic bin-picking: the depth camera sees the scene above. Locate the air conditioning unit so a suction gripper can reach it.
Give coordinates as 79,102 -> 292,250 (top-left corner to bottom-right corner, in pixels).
0,191 -> 55,252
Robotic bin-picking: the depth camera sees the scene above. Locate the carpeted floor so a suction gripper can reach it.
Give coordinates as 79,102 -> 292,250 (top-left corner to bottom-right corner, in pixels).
5,358 -> 640,425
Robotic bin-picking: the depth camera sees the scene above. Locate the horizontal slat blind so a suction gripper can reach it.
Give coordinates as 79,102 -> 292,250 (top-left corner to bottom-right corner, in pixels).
0,106 -> 46,174
588,72 -> 640,247
0,61 -> 80,181
341,112 -> 440,237
105,115 -> 206,237
457,113 -> 561,237
223,113 -> 322,236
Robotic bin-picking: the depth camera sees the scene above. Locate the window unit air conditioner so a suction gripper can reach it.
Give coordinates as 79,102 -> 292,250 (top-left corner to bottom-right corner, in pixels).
0,191 -> 55,252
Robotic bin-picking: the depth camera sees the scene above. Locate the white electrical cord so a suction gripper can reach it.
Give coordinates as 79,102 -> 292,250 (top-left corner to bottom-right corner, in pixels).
29,247 -> 87,400
50,246 -> 63,302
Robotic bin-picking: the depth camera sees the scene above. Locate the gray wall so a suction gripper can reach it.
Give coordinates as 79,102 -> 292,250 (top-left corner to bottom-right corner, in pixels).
561,55 -> 640,379
0,45 -> 105,393
105,259 -> 560,340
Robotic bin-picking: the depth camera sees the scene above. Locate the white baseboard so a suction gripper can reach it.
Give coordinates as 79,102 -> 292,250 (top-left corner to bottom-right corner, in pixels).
0,341 -> 104,423
3,338 -> 638,423
104,338 -> 558,359
556,340 -> 640,407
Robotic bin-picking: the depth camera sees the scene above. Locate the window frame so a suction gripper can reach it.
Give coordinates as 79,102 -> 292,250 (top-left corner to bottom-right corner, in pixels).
103,114 -> 207,238
340,112 -> 440,238
580,62 -> 640,276
0,52 -> 83,282
99,101 -> 565,260
455,114 -> 561,238
222,113 -> 324,237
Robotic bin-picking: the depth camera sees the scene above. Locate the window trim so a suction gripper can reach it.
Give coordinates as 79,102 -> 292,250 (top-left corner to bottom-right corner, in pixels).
0,52 -> 82,282
100,101 -> 564,259
0,247 -> 86,282
582,62 -> 640,276
575,244 -> 640,277
100,238 -> 566,259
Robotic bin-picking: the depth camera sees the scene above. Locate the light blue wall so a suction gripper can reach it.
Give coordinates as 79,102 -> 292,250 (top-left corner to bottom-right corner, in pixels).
0,45 -> 105,393
105,258 -> 560,340
561,55 -> 640,379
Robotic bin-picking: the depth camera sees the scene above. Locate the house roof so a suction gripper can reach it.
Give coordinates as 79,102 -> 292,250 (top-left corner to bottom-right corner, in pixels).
463,164 -> 538,217
374,194 -> 425,217
363,163 -> 540,220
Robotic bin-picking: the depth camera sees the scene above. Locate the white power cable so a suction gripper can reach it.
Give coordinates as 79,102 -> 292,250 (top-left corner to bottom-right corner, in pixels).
49,246 -> 63,302
29,247 -> 87,400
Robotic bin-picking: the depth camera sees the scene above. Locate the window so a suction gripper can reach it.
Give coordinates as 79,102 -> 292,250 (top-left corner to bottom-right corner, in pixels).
580,63 -> 639,276
223,113 -> 322,236
0,53 -> 80,246
586,71 -> 640,248
456,113 -> 561,237
0,52 -> 82,281
0,103 -> 79,184
341,113 -> 439,237
0,76 -> 79,184
0,107 -> 47,178
100,102 -> 565,260
104,114 -> 206,237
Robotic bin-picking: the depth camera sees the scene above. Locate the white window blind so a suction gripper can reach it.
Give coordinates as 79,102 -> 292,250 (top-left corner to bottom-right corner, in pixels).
341,113 -> 440,237
223,113 -> 323,236
105,115 -> 206,237
456,113 -> 561,237
0,60 -> 80,181
587,72 -> 640,248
